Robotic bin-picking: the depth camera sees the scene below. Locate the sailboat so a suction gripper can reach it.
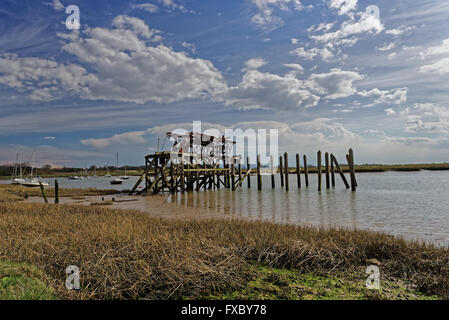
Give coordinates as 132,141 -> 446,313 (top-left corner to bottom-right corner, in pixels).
10,153 -> 25,184
110,152 -> 123,184
21,151 -> 49,187
105,166 -> 112,178
68,169 -> 81,180
121,166 -> 129,180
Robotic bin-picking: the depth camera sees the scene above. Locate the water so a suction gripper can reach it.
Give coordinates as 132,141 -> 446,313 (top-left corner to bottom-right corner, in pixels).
166,171 -> 449,247
5,171 -> 449,246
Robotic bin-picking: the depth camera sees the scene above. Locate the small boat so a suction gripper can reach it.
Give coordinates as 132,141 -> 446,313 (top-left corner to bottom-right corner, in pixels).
110,178 -> 123,185
121,166 -> 129,180
22,178 -> 49,187
68,176 -> 81,180
10,153 -> 25,184
105,166 -> 112,178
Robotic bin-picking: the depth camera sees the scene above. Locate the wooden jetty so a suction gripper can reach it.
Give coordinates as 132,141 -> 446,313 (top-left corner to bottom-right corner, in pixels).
129,132 -> 357,195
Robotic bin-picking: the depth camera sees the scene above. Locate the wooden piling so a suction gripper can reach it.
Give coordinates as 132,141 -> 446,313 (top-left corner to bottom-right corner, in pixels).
238,161 -> 242,184
296,153 -> 301,189
180,162 -> 185,192
270,155 -> 275,188
279,156 -> 284,187
231,159 -> 236,190
317,151 -> 322,191
348,148 -> 356,191
54,179 -> 59,204
331,154 -> 350,189
303,155 -> 309,187
330,153 -> 335,187
284,152 -> 289,191
246,156 -> 251,189
257,154 -> 262,191
325,152 -> 330,189
39,182 -> 48,204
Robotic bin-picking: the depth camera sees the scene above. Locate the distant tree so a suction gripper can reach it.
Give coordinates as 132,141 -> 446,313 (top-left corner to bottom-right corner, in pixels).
43,164 -> 52,170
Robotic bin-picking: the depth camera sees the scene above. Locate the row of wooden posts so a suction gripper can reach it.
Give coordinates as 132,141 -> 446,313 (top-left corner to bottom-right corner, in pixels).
39,180 -> 59,204
253,148 -> 357,192
133,148 -> 357,195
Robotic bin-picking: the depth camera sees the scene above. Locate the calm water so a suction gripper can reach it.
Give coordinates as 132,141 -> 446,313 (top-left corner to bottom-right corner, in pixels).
165,171 -> 449,247
5,171 -> 449,246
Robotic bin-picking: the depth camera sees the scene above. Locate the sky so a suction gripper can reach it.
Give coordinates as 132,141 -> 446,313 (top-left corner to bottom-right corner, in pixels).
1,0 -> 449,167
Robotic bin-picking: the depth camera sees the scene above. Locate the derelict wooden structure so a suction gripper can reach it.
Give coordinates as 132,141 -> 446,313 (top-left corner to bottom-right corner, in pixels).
129,132 -> 357,195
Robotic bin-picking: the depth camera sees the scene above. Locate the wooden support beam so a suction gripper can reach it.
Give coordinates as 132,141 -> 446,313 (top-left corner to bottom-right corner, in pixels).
54,179 -> 59,204
325,152 -> 330,189
303,155 -> 309,187
234,168 -> 252,190
331,154 -> 350,189
296,153 -> 301,189
348,148 -> 356,191
39,182 -> 48,204
279,156 -> 284,187
246,156 -> 251,189
284,152 -> 289,191
271,155 -> 275,189
317,151 -> 322,191
231,160 -> 236,190
257,154 -> 262,191
330,153 -> 335,187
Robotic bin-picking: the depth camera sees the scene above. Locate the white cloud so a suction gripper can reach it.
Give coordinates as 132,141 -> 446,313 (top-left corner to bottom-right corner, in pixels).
81,130 -> 149,148
0,16 -> 227,104
385,25 -> 415,36
131,3 -> 159,13
289,46 -> 334,61
310,13 -> 384,46
384,108 -> 396,115
419,38 -> 449,75
249,0 -> 304,31
242,57 -> 267,72
403,103 -> 449,133
328,0 -> 358,16
306,68 -> 364,100
358,88 -> 408,105
222,70 -> 320,111
45,0 -> 64,11
378,42 -> 396,51
419,57 -> 449,75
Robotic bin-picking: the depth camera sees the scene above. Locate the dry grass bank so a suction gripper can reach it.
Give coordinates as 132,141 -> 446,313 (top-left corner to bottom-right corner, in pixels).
0,200 -> 448,300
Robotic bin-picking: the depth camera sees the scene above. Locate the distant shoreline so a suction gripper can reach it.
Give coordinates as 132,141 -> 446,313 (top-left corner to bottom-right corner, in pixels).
2,163 -> 449,180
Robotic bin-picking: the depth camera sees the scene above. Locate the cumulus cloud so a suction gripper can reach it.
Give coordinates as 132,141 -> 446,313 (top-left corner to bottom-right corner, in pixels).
222,70 -> 320,111
328,0 -> 358,16
131,3 -> 159,13
419,38 -> 449,75
249,0 -> 305,31
305,68 -> 364,100
378,42 -> 396,51
81,130 -> 149,148
289,46 -> 334,61
242,57 -> 267,72
310,12 -> 384,46
403,103 -> 449,133
0,16 -> 227,104
385,25 -> 415,37
358,88 -> 408,105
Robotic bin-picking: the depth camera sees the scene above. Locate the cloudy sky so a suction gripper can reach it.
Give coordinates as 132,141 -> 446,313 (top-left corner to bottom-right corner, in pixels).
1,0 -> 449,167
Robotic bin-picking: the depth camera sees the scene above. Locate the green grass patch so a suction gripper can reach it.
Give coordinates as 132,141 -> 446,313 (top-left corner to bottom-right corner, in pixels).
0,260 -> 56,300
205,264 -> 438,300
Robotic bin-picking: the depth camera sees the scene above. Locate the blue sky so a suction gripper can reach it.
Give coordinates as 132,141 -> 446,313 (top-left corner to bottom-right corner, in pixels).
1,0 -> 449,167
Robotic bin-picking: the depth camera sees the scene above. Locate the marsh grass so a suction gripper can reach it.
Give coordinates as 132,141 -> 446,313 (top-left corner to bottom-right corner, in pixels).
0,201 -> 448,300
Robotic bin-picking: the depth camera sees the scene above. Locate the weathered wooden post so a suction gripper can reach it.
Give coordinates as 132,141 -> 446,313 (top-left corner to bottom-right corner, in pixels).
345,153 -> 358,187
271,155 -> 275,189
348,148 -> 356,191
39,182 -> 48,204
231,159 -> 236,190
331,154 -> 350,189
296,153 -> 301,189
180,161 -> 185,192
303,155 -> 309,187
317,151 -> 322,191
238,160 -> 242,184
330,153 -> 335,187
257,154 -> 262,191
279,156 -> 284,187
325,152 -> 330,189
54,179 -> 59,204
247,156 -> 251,189
170,162 -> 175,192
284,152 -> 289,191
